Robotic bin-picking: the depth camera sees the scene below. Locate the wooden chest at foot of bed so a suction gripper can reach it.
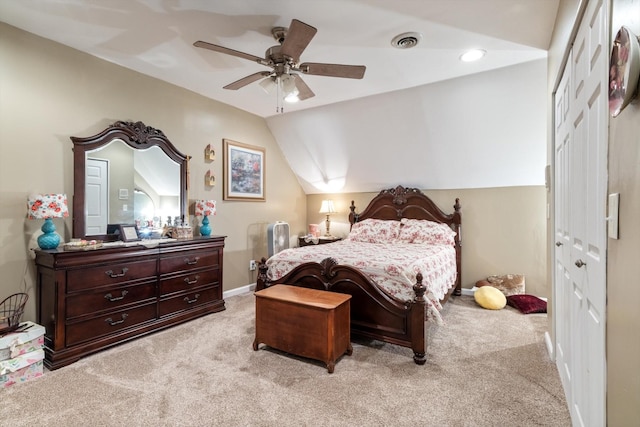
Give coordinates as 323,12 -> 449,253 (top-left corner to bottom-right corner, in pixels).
253,285 -> 352,373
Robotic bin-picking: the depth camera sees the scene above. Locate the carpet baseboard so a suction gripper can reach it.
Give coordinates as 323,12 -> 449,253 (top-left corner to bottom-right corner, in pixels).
545,331 -> 554,360
223,283 -> 255,299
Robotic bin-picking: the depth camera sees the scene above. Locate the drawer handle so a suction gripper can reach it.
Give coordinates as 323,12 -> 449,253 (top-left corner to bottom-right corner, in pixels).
105,267 -> 129,278
184,275 -> 200,285
184,257 -> 200,265
184,293 -> 200,304
105,313 -> 129,326
104,290 -> 129,302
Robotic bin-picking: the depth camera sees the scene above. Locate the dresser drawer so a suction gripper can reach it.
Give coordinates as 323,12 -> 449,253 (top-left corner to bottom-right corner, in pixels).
159,285 -> 221,317
67,259 -> 157,292
159,250 -> 219,274
66,282 -> 157,319
159,268 -> 219,296
65,302 -> 157,346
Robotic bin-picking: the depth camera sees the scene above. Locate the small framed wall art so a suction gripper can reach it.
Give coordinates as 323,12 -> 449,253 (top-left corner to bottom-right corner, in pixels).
223,139 -> 265,201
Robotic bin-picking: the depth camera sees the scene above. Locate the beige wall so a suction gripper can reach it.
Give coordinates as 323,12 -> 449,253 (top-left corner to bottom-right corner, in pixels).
0,23 -> 307,321
306,186 -> 548,296
607,1 -> 640,423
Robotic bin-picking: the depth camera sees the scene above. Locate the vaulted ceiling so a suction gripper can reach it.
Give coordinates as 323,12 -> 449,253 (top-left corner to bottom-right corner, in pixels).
1,0 -> 559,193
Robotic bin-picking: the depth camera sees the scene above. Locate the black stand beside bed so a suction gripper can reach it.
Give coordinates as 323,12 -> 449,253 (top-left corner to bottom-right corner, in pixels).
256,185 -> 462,365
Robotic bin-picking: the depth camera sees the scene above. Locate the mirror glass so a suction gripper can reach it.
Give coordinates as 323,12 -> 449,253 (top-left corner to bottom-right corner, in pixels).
72,120 -> 188,240
84,140 -> 181,237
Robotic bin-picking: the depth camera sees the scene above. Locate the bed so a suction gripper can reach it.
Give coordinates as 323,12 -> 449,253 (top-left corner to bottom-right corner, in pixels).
256,185 -> 462,364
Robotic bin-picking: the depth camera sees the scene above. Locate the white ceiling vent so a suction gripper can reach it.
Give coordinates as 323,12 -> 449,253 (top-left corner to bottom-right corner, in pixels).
391,32 -> 423,49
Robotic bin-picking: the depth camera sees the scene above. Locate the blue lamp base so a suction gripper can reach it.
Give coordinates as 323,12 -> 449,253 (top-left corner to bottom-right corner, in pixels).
38,218 -> 61,249
200,215 -> 211,236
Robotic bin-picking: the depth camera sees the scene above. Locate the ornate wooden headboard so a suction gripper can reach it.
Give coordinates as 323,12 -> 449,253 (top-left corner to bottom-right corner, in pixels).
348,185 -> 462,294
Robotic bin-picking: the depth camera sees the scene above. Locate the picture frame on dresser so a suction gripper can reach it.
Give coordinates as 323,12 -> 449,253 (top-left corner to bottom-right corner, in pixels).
223,139 -> 265,201
118,224 -> 140,242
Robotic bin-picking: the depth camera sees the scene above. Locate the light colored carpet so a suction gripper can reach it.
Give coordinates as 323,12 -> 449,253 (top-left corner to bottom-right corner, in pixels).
0,293 -> 570,426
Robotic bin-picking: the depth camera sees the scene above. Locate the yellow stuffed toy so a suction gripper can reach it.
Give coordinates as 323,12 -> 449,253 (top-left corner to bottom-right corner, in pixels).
474,285 -> 507,310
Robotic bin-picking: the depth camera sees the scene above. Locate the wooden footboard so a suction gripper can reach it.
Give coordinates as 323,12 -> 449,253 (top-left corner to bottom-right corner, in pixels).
256,257 -> 429,365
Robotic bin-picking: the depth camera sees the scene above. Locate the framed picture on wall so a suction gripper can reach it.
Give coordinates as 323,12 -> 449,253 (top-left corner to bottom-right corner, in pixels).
223,139 -> 266,201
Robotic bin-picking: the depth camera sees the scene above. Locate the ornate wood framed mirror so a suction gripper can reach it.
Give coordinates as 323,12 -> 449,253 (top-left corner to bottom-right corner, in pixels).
71,121 -> 189,240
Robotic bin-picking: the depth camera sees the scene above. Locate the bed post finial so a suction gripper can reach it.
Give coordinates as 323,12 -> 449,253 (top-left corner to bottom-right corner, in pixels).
454,198 -> 461,212
256,257 -> 269,291
412,273 -> 426,302
349,200 -> 358,225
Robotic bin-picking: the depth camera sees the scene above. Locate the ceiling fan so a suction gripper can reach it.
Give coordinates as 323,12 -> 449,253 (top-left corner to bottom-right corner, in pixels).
193,19 -> 366,105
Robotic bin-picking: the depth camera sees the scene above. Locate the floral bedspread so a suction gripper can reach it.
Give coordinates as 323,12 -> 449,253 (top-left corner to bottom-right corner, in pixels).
266,241 -> 457,324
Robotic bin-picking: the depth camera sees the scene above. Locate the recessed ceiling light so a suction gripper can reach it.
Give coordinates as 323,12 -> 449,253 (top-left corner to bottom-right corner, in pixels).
460,49 -> 486,62
391,32 -> 423,49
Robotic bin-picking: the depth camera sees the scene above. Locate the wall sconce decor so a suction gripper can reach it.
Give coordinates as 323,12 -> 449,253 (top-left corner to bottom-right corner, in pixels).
27,193 -> 69,249
194,199 -> 217,236
205,170 -> 215,186
205,144 -> 215,161
319,199 -> 337,237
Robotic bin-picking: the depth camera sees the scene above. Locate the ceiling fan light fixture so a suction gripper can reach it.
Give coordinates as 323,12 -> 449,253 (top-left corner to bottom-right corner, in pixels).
259,77 -> 277,94
460,49 -> 486,62
391,32 -> 422,49
280,74 -> 298,96
285,93 -> 300,103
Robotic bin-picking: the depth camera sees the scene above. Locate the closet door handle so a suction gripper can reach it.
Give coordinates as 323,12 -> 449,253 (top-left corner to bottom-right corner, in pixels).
555,241 -> 563,247
575,259 -> 586,268
104,290 -> 129,302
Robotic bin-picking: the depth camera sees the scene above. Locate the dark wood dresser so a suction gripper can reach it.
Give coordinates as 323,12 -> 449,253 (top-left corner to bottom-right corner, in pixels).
35,236 -> 225,370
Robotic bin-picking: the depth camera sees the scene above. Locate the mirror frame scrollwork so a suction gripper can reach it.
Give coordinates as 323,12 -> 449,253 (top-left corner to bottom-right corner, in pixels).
71,120 -> 189,240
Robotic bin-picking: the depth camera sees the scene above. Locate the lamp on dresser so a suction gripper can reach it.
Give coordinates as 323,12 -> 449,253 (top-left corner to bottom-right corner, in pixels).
27,193 -> 69,249
195,199 -> 216,236
319,200 -> 337,237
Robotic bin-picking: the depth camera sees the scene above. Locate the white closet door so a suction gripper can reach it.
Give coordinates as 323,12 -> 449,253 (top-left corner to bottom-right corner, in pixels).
554,61 -> 572,404
554,0 -> 608,426
86,158 -> 109,235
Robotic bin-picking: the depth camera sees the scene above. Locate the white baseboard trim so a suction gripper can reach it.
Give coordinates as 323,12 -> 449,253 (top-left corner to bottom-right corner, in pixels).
544,331 -> 554,360
460,287 -> 475,296
223,283 -> 255,299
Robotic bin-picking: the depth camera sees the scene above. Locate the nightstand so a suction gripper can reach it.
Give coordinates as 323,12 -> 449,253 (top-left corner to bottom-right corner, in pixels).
298,236 -> 341,247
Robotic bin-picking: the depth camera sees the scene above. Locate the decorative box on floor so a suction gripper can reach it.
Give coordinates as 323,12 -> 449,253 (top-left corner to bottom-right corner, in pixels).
0,322 -> 45,387
0,321 -> 45,361
0,349 -> 44,387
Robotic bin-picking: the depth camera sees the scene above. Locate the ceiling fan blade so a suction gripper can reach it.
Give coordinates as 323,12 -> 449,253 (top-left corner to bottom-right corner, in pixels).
300,62 -> 366,79
280,19 -> 317,62
224,71 -> 272,90
293,75 -> 315,100
194,40 -> 265,64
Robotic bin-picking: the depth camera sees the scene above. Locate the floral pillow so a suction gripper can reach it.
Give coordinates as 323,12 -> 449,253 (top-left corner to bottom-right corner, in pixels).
397,218 -> 456,245
346,219 -> 401,243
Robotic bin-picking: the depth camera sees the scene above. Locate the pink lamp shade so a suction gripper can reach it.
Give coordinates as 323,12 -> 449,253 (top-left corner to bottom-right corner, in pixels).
27,194 -> 69,250
194,200 -> 216,236
194,199 -> 217,217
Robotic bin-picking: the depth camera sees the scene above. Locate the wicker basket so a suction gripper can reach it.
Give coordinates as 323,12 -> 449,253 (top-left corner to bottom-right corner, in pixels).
0,293 -> 29,335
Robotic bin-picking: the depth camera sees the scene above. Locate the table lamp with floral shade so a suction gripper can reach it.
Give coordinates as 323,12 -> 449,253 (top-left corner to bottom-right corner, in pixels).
194,199 -> 216,236
27,193 -> 69,249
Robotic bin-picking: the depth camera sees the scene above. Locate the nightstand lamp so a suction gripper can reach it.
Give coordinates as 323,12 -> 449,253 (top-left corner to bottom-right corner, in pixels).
194,199 -> 216,236
319,200 -> 337,237
27,193 -> 69,249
